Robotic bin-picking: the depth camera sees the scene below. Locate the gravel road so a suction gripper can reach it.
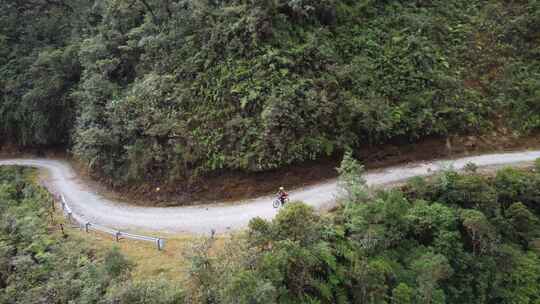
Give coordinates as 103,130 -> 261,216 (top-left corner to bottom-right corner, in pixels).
2,150 -> 540,234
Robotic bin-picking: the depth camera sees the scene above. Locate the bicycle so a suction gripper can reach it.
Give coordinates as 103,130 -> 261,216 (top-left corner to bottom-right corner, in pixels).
272,196 -> 289,208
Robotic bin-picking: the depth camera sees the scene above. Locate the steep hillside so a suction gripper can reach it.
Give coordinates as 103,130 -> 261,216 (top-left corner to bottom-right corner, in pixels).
2,0 -> 540,186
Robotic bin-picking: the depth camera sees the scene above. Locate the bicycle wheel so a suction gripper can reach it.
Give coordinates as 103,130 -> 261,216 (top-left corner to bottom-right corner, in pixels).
272,199 -> 281,208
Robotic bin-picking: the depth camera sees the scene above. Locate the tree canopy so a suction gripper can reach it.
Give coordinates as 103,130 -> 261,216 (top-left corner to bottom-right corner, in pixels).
185,158 -> 540,304
2,0 -> 540,185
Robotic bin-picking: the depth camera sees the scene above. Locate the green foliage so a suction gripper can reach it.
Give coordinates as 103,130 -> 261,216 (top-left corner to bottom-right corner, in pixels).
4,159 -> 540,303
337,151 -> 367,203
493,245 -> 540,304
506,202 -> 540,248
411,252 -> 453,304
0,166 -> 184,303
407,201 -> 457,245
104,246 -> 133,278
459,209 -> 498,255
494,168 -> 540,214
0,1 -> 87,147
392,283 -> 413,304
106,279 -> 184,304
272,203 -> 322,243
186,167 -> 540,304
4,0 -> 540,185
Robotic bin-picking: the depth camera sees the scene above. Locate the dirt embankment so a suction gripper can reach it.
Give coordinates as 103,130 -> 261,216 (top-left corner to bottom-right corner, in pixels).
102,132 -> 540,206
3,132 -> 540,207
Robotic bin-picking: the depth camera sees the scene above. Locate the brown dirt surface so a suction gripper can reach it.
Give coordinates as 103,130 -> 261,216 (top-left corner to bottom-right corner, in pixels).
3,132 -> 540,207
177,131 -> 540,205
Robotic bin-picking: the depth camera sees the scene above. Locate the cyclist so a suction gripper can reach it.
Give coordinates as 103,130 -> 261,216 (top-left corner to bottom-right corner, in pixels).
277,186 -> 289,205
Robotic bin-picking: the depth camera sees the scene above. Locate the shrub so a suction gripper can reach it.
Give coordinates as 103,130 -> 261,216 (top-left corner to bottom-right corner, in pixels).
104,246 -> 134,278
107,279 -> 184,304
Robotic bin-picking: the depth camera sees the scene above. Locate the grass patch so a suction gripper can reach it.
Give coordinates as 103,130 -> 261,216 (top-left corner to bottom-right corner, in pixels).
63,223 -> 229,282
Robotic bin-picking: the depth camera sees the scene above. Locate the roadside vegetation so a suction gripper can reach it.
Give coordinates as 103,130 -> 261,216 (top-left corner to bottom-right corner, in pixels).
0,166 -> 183,303
183,156 -> 540,303
3,0 -> 540,301
2,0 -> 540,187
2,158 -> 540,303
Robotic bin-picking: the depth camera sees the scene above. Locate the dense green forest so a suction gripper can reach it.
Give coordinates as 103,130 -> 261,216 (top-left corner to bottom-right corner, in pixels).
3,158 -> 540,303
2,0 -> 540,185
0,166 -> 183,303
184,156 -> 540,303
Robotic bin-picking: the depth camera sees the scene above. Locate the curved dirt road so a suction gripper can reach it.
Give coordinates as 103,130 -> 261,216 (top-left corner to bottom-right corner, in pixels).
2,150 -> 540,234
